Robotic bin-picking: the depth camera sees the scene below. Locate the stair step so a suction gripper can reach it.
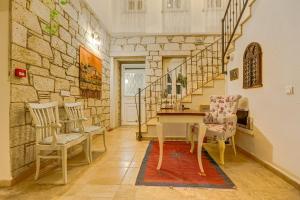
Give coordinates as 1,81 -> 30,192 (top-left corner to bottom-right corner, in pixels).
146,118 -> 158,126
181,95 -> 192,103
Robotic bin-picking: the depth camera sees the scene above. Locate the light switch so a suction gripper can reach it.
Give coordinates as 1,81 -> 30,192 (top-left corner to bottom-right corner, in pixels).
285,86 -> 294,95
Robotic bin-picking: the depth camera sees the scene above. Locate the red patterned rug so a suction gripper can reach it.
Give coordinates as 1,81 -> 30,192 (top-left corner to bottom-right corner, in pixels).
136,141 -> 235,189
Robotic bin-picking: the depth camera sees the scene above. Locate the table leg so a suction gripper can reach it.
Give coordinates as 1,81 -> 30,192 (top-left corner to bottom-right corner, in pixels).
189,124 -> 195,153
197,122 -> 207,176
185,123 -> 189,144
157,122 -> 164,170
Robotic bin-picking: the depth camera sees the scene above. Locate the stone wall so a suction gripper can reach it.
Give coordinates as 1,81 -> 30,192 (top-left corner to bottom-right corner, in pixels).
110,35 -> 219,86
110,35 -> 220,121
10,0 -> 110,178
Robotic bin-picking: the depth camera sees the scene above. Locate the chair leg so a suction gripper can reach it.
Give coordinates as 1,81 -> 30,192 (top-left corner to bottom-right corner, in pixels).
103,132 -> 107,152
83,139 -> 91,164
89,135 -> 93,162
218,139 -> 226,165
35,153 -> 40,180
231,136 -> 237,156
185,123 -> 190,144
61,148 -> 68,184
190,132 -> 195,153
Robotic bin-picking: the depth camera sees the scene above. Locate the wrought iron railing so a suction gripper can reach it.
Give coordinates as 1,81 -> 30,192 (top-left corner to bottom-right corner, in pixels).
135,0 -> 252,140
135,39 -> 222,139
222,0 -> 249,73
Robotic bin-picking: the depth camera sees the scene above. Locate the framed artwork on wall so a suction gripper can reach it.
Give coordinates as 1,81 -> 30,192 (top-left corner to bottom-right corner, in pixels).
230,68 -> 239,81
79,46 -> 102,99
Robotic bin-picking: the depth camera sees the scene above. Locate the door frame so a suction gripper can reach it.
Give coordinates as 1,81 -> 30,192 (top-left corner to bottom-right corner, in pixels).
121,64 -> 146,126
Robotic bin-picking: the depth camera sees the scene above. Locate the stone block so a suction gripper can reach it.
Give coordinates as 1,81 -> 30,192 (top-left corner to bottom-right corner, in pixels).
95,100 -> 101,106
12,2 -> 42,34
59,27 -> 72,44
10,125 -> 33,147
53,50 -> 63,66
64,96 -> 76,103
30,0 -> 50,22
11,146 -> 25,171
69,18 -> 79,31
70,0 -> 81,11
141,36 -> 155,44
70,86 -> 80,96
24,144 -> 35,165
28,35 -> 53,58
55,78 -> 70,91
50,64 -> 66,78
152,56 -> 162,61
12,44 -> 42,66
42,58 -> 50,69
11,85 -> 38,102
29,66 -> 49,76
61,54 -> 74,64
51,36 -> 67,53
66,65 -> 79,77
172,36 -> 185,43
67,44 -> 77,58
10,103 -> 26,127
150,51 -> 159,56
156,36 -> 169,44
164,43 -> 180,51
185,36 -> 196,43
14,0 -> 26,7
123,45 -> 135,52
12,22 -> 27,47
57,14 -> 69,30
61,3 -> 78,20
110,45 -> 122,52
88,98 -> 95,107
33,76 -> 55,91
147,44 -> 161,51
50,93 -> 64,106
150,62 -> 158,69
135,45 -> 146,52
128,37 -> 141,44
114,38 -> 127,45
181,43 -> 196,51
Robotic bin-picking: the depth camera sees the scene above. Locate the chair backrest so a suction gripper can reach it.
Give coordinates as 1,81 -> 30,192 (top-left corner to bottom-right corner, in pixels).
64,102 -> 85,129
210,95 -> 242,122
27,102 -> 60,144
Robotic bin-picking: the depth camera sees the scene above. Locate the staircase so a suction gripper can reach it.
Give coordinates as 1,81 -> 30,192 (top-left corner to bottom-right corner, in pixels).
135,0 -> 256,140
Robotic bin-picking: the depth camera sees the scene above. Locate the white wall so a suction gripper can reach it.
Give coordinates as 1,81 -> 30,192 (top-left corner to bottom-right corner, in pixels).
227,0 -> 300,183
87,0 -> 226,35
0,0 -> 12,184
88,0 -> 113,32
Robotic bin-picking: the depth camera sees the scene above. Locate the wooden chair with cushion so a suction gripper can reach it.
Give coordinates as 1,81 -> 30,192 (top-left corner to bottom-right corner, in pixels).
191,95 -> 242,165
27,102 -> 90,184
64,102 -> 107,162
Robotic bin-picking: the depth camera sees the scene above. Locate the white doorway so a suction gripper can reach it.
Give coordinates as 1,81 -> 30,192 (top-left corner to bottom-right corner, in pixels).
121,64 -> 146,125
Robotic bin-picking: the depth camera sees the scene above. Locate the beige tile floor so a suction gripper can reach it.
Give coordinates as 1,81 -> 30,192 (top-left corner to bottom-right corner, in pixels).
0,127 -> 299,200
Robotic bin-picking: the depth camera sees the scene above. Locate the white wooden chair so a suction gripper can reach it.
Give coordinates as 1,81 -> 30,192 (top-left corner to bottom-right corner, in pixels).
64,102 -> 107,162
27,102 -> 90,184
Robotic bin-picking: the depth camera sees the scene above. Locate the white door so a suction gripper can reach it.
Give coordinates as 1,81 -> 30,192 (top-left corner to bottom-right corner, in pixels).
121,64 -> 145,125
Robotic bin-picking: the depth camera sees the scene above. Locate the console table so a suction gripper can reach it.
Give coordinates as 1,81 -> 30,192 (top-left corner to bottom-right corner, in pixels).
156,110 -> 207,176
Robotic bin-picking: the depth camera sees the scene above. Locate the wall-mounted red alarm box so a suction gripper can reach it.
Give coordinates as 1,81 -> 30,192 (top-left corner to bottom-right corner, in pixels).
15,68 -> 27,78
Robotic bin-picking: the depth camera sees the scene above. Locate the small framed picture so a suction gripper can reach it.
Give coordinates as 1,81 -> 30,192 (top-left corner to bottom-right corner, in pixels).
230,68 -> 239,81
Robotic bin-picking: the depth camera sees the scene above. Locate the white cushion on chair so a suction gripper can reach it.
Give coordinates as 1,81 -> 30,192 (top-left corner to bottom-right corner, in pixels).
40,133 -> 83,145
206,124 -> 226,134
72,126 -> 105,134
